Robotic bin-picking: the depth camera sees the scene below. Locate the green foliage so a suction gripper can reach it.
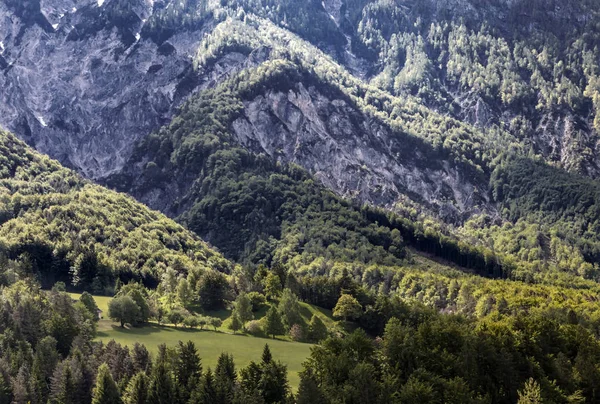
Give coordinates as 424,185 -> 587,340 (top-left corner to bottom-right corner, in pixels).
517,378 -> 543,404
122,372 -> 149,404
307,315 -> 328,343
234,293 -> 254,326
264,307 -> 285,339
333,294 -> 363,321
229,311 -> 242,334
92,363 -> 122,404
108,295 -> 140,328
0,130 -> 231,290
197,270 -> 230,310
277,288 -> 302,329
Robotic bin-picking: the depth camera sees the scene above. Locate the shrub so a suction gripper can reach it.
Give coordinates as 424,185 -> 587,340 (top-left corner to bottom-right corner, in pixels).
246,320 -> 263,335
290,324 -> 304,342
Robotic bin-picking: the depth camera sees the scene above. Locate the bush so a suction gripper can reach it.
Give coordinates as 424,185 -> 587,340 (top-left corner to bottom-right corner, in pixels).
208,317 -> 223,331
246,320 -> 263,335
290,324 -> 304,342
183,315 -> 200,329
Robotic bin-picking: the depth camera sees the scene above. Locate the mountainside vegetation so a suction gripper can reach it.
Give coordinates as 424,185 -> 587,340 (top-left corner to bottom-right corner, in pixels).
4,0 -> 600,402
0,130 -> 231,292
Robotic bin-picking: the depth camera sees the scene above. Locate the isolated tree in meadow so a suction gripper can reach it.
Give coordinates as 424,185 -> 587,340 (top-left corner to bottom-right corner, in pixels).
108,295 -> 140,327
91,363 -> 122,404
234,293 -> 254,328
264,307 -> 285,339
229,311 -> 242,334
333,294 -> 362,321
209,317 -> 223,331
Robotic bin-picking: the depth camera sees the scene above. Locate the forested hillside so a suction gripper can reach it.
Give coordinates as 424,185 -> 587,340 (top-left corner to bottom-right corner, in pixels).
0,130 -> 231,291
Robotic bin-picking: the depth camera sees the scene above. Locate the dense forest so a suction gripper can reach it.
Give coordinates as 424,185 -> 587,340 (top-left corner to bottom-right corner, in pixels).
0,131 -> 231,291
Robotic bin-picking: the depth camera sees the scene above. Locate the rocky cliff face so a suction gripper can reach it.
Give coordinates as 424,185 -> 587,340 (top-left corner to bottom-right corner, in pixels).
0,0 -> 213,178
231,82 -> 489,220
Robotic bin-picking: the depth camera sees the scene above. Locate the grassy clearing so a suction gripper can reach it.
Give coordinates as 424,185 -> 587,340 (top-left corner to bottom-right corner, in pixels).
70,293 -> 321,388
96,323 -> 312,388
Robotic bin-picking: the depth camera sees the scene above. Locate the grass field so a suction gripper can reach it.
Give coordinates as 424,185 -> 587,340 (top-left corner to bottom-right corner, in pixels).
70,293 -> 317,388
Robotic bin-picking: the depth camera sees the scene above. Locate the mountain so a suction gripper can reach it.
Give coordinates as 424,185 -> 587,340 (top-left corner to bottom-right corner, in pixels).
2,1 -> 600,294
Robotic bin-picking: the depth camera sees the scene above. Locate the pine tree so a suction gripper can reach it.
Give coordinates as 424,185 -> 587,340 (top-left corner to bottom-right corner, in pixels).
92,363 -> 122,404
235,293 -> 254,328
122,372 -> 149,404
261,344 -> 272,364
49,362 -> 76,404
175,341 -> 201,402
264,307 -> 285,339
189,368 -> 217,404
296,369 -> 325,404
229,311 -> 242,334
148,362 -> 176,404
214,354 -> 236,404
517,378 -> 542,404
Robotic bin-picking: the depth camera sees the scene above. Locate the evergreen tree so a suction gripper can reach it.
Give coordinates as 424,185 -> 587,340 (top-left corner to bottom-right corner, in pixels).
517,378 -> 543,404
296,369 -> 325,404
307,315 -> 328,342
92,363 -> 122,404
234,293 -> 254,328
229,311 -> 242,334
49,362 -> 77,404
122,372 -> 149,404
261,344 -> 272,364
264,307 -> 285,339
175,341 -> 202,402
259,355 -> 289,403
189,368 -> 217,404
214,354 -> 236,404
148,362 -> 176,404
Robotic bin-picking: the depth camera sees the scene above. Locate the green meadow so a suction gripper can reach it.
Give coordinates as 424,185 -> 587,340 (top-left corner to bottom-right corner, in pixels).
70,293 -> 325,388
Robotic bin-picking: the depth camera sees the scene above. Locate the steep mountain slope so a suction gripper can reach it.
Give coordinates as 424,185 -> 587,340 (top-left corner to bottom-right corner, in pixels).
0,129 -> 231,290
2,0 -> 600,285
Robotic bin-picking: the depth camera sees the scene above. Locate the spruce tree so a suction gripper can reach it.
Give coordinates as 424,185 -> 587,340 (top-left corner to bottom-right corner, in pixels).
91,363 -> 122,404
122,372 -> 149,404
175,341 -> 202,402
189,368 -> 217,404
264,307 -> 285,339
148,362 -> 176,404
296,370 -> 325,404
